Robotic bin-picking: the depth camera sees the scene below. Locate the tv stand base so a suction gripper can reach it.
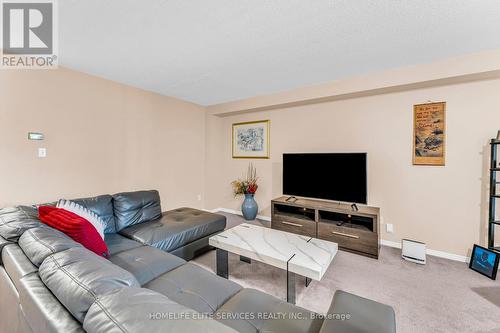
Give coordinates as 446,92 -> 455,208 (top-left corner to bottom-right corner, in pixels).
271,196 -> 380,259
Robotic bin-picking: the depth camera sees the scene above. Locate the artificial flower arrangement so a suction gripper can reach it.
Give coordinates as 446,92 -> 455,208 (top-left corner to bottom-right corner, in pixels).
231,163 -> 259,196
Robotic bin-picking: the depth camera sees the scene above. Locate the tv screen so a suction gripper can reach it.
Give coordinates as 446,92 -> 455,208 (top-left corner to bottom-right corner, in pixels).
283,153 -> 367,204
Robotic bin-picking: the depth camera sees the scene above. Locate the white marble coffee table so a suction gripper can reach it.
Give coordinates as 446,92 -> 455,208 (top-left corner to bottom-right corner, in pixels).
209,223 -> 338,304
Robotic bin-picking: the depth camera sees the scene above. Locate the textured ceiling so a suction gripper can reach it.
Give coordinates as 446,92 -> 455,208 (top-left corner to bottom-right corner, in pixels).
59,0 -> 500,105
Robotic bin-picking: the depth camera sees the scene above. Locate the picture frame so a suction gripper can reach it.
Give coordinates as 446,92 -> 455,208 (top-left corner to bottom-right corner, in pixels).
469,244 -> 499,280
232,120 -> 270,159
413,102 -> 446,166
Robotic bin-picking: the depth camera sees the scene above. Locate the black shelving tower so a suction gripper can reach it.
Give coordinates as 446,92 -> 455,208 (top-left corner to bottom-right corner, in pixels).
488,138 -> 500,252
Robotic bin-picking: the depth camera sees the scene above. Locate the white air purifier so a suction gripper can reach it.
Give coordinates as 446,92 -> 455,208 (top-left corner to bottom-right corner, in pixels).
401,239 -> 426,264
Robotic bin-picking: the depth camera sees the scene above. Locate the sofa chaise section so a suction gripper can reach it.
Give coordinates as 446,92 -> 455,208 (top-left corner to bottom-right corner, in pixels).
112,191 -> 226,259
119,207 -> 226,253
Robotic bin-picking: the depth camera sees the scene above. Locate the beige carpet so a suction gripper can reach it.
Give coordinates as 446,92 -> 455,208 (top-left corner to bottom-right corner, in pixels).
192,213 -> 500,333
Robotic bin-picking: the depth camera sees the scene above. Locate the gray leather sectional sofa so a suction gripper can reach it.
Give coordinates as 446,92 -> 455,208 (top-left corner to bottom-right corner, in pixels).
0,190 -> 396,333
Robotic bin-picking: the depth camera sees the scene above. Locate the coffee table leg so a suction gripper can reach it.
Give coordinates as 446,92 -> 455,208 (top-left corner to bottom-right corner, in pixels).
216,249 -> 228,279
287,270 -> 296,304
305,277 -> 312,287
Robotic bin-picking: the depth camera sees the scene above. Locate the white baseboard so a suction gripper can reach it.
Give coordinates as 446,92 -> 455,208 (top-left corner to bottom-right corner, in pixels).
380,239 -> 469,263
214,207 -> 271,222
202,208 -> 220,213
210,208 -> 469,263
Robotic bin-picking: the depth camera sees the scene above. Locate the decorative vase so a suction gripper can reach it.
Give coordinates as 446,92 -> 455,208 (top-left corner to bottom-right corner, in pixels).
241,193 -> 258,220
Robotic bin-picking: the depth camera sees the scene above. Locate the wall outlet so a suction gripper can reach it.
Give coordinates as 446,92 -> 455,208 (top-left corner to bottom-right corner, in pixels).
38,148 -> 47,158
197,194 -> 202,201
386,223 -> 394,233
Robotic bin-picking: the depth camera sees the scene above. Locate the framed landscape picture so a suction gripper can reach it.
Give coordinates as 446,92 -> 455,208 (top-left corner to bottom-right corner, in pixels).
232,120 -> 270,159
413,102 -> 446,166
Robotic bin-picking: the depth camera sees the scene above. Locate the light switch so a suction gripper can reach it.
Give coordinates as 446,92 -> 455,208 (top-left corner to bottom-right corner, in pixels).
38,148 -> 47,158
386,223 -> 394,233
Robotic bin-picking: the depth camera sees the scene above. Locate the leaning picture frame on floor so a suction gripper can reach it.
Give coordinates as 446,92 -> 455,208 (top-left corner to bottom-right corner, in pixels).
469,244 -> 499,280
232,120 -> 270,159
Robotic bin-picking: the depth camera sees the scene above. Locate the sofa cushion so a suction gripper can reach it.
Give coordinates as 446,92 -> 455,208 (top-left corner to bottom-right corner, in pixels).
119,207 -> 226,252
0,206 -> 41,241
73,194 -> 116,234
112,190 -> 162,231
104,233 -> 142,256
18,225 -> 83,267
319,290 -> 396,333
215,288 -> 324,333
144,263 -> 241,314
39,247 -> 139,323
38,206 -> 109,258
1,244 -> 38,291
109,246 -> 185,285
57,199 -> 105,240
19,273 -> 85,333
83,287 -> 237,333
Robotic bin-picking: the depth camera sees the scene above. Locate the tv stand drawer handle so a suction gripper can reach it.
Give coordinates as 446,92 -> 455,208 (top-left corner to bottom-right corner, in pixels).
331,231 -> 359,239
282,221 -> 303,227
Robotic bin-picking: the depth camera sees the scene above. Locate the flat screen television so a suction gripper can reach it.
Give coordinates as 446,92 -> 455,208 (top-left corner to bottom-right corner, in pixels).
283,153 -> 367,204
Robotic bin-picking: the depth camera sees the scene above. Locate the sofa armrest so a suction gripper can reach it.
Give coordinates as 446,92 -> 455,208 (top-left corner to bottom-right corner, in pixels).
319,290 -> 396,333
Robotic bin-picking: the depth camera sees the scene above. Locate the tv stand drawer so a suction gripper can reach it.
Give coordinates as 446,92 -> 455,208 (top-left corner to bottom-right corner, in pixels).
318,222 -> 378,257
271,217 -> 316,238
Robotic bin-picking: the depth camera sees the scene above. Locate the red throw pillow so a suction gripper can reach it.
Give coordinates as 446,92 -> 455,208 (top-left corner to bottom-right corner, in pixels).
38,206 -> 109,258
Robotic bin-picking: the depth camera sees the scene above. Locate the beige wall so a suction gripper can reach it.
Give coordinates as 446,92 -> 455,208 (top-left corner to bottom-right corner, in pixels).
2,53 -> 500,259
205,77 -> 500,257
0,67 -> 206,209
